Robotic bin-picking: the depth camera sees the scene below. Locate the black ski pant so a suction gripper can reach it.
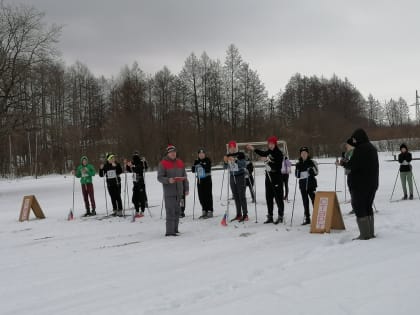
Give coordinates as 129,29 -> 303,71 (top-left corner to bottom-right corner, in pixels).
282,174 -> 289,199
299,179 -> 316,218
230,174 -> 248,217
197,176 -> 213,211
132,181 -> 147,212
265,172 -> 284,217
107,184 -> 122,211
351,188 -> 376,218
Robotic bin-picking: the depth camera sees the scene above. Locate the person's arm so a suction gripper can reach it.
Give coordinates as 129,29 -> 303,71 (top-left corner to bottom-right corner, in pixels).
191,159 -> 199,173
398,153 -> 404,164
88,164 -> 96,176
254,149 -> 269,157
99,164 -> 105,177
308,160 -> 319,176
157,162 -> 170,184
407,153 -> 412,163
116,163 -> 123,175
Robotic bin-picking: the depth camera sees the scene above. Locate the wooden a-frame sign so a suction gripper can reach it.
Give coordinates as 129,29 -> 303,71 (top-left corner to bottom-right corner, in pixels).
310,191 -> 345,233
19,195 -> 45,222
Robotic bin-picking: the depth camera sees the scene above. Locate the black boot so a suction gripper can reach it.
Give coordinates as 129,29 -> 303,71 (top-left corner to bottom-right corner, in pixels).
199,211 -> 208,219
274,216 -> 283,225
368,215 -> 375,238
353,217 -> 372,240
403,194 -> 408,200
409,194 -> 414,200
301,216 -> 311,225
264,216 -> 273,224
91,209 -> 96,216
179,211 -> 185,218
82,210 -> 91,217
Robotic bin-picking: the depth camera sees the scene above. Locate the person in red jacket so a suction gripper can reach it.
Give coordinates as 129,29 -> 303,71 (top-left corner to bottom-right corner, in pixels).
157,145 -> 189,236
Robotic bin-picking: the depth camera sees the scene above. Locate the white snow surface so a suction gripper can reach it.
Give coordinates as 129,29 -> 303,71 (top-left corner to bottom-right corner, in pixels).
1,152 -> 419,315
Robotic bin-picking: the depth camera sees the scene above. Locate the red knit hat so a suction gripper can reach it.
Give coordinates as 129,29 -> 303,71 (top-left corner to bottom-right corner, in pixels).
267,136 -> 278,145
228,141 -> 237,148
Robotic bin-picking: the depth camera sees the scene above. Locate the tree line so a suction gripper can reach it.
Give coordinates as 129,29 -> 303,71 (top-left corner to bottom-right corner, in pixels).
0,2 -> 417,177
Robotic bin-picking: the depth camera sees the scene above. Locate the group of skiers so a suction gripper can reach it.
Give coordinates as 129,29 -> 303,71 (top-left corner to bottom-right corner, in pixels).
72,128 -> 416,239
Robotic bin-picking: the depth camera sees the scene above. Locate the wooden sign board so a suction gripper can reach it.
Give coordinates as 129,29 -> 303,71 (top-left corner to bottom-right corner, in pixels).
310,191 -> 345,233
19,195 -> 46,222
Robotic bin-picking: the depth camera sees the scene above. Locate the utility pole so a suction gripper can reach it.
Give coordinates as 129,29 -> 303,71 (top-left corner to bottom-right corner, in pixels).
411,90 -> 420,124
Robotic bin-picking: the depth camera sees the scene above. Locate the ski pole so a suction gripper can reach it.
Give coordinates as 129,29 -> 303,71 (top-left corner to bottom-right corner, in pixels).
193,173 -> 197,220
290,177 -> 298,226
220,168 -> 226,200
72,173 -> 76,214
344,170 -> 347,203
334,158 -> 338,193
389,169 -> 400,201
412,172 -> 420,199
143,169 -> 152,217
160,197 -> 164,219
103,174 -> 108,216
253,168 -> 257,223
123,169 -> 128,216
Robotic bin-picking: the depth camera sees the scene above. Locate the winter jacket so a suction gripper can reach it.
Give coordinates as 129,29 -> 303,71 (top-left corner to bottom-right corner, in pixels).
126,156 -> 148,183
344,129 -> 379,192
75,156 -> 96,185
254,146 -> 284,174
295,157 -> 318,191
99,162 -> 123,186
398,152 -> 412,173
157,157 -> 189,197
224,151 -> 247,176
192,157 -> 212,179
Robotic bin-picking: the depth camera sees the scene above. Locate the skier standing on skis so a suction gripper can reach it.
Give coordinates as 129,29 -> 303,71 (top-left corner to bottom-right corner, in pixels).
281,156 -> 292,202
74,156 -> 96,216
191,148 -> 214,219
247,136 -> 285,224
343,128 -> 378,240
99,153 -> 123,216
125,151 -> 148,218
224,140 -> 248,222
398,143 -> 414,200
295,146 -> 318,225
157,145 -> 189,236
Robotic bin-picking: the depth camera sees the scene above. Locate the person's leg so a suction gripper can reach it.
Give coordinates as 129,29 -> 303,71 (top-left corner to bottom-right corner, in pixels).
265,176 -> 274,219
132,183 -> 140,212
407,172 -> 414,198
81,184 -> 90,213
139,183 -> 147,211
206,178 -> 214,216
230,175 -> 241,218
165,196 -> 177,235
108,185 -> 117,212
237,175 -> 248,217
400,172 -> 408,198
272,173 -> 284,218
87,183 -> 96,213
116,184 -> 123,211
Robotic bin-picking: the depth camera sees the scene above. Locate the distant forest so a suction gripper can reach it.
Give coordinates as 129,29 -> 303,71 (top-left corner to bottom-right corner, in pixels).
1,2 -> 418,176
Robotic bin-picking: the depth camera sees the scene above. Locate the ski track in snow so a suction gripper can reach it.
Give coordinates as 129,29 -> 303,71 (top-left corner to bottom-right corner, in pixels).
1,152 -> 420,315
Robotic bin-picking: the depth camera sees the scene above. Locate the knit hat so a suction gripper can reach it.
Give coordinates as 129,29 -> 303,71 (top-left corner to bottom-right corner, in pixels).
299,146 -> 309,153
198,148 -> 205,154
166,144 -> 176,154
228,141 -> 237,148
400,143 -> 408,151
267,136 -> 278,145
346,138 -> 354,146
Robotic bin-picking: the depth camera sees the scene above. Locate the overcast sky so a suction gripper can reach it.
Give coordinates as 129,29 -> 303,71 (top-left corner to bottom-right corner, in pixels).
18,0 -> 420,115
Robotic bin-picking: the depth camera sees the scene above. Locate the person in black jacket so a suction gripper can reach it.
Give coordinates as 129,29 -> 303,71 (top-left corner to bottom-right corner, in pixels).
99,153 -> 123,216
192,148 -> 214,219
247,136 -> 284,224
343,128 -> 378,240
125,151 -> 148,217
295,147 -> 318,225
224,141 -> 248,222
398,144 -> 413,200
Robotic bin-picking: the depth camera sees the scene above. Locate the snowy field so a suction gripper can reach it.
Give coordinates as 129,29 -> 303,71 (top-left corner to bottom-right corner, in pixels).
1,152 -> 420,315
